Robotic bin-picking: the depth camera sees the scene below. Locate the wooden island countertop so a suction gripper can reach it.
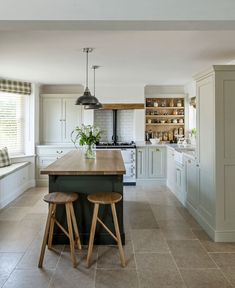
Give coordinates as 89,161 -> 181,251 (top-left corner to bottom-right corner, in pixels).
41,149 -> 126,176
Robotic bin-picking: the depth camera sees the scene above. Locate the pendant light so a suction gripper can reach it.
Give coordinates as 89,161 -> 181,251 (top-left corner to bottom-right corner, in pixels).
75,48 -> 99,105
84,65 -> 103,110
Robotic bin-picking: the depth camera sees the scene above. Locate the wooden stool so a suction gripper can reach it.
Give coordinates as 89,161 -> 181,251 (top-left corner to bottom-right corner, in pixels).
86,192 -> 126,268
38,192 -> 81,268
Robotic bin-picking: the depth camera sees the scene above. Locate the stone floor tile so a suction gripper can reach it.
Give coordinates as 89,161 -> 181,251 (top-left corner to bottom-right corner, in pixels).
167,240 -> 216,268
97,241 -> 135,269
209,253 -> 235,267
16,236 -> 63,270
131,229 -> 169,252
180,268 -> 232,288
95,269 -> 138,288
50,251 -> 95,288
0,221 -> 38,253
220,266 -> 235,286
193,229 -> 235,253
128,209 -> 159,229
135,253 -> 185,288
0,207 -> 31,221
2,269 -> 53,288
0,253 -> 23,288
161,227 -> 197,240
151,204 -> 185,221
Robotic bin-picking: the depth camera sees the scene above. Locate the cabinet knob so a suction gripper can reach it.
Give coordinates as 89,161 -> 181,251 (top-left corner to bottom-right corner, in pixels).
188,160 -> 191,163
156,148 -> 160,152
196,164 -> 199,167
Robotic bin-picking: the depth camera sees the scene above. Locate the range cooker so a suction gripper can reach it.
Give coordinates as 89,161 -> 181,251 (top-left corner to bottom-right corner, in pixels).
96,142 -> 136,185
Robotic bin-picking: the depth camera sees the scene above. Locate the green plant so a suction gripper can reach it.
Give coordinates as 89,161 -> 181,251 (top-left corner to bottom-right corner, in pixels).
191,128 -> 197,135
71,124 -> 101,149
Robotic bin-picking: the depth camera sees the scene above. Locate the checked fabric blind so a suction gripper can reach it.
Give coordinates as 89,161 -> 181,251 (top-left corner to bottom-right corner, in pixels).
0,79 -> 31,95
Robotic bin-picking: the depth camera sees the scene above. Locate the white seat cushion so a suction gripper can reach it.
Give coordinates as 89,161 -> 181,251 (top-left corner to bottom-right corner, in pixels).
0,162 -> 30,180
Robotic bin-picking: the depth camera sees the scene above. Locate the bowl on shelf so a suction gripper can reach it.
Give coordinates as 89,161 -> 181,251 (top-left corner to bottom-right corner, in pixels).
160,120 -> 165,124
149,138 -> 160,145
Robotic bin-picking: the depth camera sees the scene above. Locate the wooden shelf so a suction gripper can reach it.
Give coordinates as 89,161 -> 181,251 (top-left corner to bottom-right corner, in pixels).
146,115 -> 184,118
146,106 -> 184,110
146,123 -> 184,126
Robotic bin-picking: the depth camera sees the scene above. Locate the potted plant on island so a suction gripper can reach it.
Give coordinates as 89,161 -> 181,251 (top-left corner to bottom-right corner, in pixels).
71,124 -> 101,159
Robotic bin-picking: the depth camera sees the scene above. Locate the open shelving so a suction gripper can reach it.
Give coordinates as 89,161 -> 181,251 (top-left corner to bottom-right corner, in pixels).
145,97 -> 185,142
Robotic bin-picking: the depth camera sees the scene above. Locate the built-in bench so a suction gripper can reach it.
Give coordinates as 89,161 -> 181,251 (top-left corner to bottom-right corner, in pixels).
0,161 -> 32,209
0,162 -> 30,180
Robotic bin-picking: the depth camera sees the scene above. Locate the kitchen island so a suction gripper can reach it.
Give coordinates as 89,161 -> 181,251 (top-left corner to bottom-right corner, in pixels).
41,149 -> 126,245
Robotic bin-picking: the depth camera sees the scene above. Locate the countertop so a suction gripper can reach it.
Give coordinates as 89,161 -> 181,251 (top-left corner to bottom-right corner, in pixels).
135,141 -> 196,159
41,150 -> 126,175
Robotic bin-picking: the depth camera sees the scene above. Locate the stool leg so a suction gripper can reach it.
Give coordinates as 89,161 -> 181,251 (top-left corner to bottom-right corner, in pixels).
111,203 -> 126,267
65,203 -> 77,268
48,203 -> 56,249
87,203 -> 99,268
69,203 -> 82,250
38,203 -> 53,268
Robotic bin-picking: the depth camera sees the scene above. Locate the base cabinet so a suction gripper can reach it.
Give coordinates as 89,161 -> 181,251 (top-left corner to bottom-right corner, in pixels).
167,147 -> 176,193
137,147 -> 166,179
36,146 -> 75,186
185,156 -> 199,210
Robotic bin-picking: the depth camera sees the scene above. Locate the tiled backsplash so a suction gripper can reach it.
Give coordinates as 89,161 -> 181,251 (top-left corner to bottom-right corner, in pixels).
94,110 -> 134,142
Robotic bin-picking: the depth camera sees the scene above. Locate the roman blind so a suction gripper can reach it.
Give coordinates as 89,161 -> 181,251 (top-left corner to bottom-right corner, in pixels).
0,79 -> 31,95
0,92 -> 25,155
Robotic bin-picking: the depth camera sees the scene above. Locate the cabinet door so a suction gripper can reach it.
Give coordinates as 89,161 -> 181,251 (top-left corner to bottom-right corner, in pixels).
148,147 -> 165,178
137,148 -> 147,178
42,98 -> 63,143
167,148 -> 176,193
185,158 -> 199,209
197,76 -> 214,219
63,98 -> 82,142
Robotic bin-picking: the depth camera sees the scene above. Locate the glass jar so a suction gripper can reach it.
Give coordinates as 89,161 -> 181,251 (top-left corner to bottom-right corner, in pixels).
177,99 -> 182,107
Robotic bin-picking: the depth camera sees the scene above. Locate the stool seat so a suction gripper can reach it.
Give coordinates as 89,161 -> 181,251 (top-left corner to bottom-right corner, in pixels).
87,192 -> 122,204
43,192 -> 78,204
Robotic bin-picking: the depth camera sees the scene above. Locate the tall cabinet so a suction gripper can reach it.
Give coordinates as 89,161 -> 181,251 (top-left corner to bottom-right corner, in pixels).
192,65 -> 235,241
37,94 -> 83,186
40,94 -> 82,144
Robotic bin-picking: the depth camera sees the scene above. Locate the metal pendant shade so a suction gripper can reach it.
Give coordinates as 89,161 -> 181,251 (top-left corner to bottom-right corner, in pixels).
84,65 -> 103,110
75,48 -> 100,106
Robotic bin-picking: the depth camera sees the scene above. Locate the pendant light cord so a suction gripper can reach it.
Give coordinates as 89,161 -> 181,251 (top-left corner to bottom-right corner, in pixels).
93,67 -> 95,96
86,50 -> 88,88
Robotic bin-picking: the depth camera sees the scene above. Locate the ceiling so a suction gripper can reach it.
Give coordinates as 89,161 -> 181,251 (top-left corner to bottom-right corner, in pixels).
1,30 -> 235,87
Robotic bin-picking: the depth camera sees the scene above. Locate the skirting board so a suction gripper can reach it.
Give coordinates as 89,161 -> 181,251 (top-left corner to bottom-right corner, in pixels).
186,201 -> 235,242
0,179 -> 35,209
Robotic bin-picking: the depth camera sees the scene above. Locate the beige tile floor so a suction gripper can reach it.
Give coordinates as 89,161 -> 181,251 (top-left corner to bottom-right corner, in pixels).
1,184 -> 235,287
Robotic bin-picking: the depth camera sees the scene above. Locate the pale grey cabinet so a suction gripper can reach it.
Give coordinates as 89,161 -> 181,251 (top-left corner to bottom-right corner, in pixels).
40,94 -> 82,144
148,147 -> 166,178
185,156 -> 199,210
166,147 -> 176,192
137,148 -> 147,178
137,147 -> 166,179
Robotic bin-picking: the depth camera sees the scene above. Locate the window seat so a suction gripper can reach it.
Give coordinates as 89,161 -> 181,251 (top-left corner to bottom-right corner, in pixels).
0,162 -> 30,180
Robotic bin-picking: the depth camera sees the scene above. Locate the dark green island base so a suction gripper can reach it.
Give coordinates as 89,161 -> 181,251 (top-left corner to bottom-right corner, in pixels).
49,174 -> 125,245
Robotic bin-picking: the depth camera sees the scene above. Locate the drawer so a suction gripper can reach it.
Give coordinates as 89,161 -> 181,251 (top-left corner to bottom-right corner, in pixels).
36,147 -> 75,157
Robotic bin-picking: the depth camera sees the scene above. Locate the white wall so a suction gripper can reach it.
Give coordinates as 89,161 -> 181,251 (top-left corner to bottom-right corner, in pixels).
96,85 -> 144,104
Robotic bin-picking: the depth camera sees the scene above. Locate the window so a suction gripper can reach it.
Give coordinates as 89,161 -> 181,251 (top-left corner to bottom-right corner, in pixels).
0,92 -> 26,155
